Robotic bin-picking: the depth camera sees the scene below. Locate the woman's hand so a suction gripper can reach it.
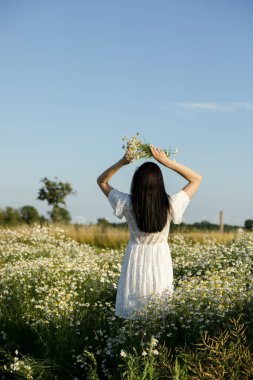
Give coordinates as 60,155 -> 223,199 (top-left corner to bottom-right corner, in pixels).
120,152 -> 132,165
149,145 -> 168,164
150,144 -> 203,199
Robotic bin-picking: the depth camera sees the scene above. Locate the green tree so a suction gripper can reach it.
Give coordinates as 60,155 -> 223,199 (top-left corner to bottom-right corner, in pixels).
244,219 -> 253,230
0,209 -> 5,225
37,177 -> 75,224
37,177 -> 75,207
97,218 -> 111,227
1,207 -> 22,226
20,205 -> 40,225
38,214 -> 49,226
50,206 -> 71,224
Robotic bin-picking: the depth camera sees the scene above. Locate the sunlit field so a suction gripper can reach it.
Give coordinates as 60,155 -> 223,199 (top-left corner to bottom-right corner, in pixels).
0,225 -> 253,379
55,224 -> 238,248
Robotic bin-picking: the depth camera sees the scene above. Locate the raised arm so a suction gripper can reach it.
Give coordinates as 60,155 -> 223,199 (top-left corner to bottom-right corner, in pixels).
150,145 -> 202,198
97,153 -> 131,197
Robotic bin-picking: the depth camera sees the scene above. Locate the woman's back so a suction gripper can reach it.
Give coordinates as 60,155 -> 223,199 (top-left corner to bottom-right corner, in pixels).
107,187 -> 190,319
108,188 -> 190,245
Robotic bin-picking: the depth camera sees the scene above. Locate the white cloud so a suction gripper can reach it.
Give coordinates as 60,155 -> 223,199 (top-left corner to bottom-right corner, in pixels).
157,102 -> 253,112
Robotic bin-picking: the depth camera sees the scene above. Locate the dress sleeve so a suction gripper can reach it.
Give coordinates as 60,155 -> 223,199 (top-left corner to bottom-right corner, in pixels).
108,188 -> 129,219
169,190 -> 190,224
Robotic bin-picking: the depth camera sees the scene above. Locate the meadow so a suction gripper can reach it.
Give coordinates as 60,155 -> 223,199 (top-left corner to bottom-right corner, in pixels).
0,225 -> 253,379
55,224 -> 238,248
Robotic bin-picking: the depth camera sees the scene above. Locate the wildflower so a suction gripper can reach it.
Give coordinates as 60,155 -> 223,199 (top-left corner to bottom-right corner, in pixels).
120,349 -> 127,358
151,337 -> 158,346
122,133 -> 178,162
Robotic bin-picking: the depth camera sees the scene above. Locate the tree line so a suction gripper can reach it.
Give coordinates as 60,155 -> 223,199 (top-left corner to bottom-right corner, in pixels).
1,176 -> 253,230
97,218 -> 252,232
0,177 -> 75,227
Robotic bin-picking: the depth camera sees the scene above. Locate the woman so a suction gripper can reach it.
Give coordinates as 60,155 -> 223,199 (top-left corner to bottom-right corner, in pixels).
97,145 -> 202,319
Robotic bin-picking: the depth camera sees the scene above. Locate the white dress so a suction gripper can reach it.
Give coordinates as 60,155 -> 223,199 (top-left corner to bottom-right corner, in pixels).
108,188 -> 190,319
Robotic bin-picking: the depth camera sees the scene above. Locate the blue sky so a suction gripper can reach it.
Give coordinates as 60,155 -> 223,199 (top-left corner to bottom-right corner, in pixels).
0,1 -> 252,226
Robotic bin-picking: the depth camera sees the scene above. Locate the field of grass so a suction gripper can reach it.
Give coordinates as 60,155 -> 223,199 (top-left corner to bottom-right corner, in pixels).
0,225 -> 253,379
53,224 -> 239,248
59,224 -> 130,249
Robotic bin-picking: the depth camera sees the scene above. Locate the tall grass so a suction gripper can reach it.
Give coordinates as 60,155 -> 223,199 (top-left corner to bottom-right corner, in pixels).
119,316 -> 253,379
54,224 -> 239,248
0,224 -> 241,249
58,224 -> 130,248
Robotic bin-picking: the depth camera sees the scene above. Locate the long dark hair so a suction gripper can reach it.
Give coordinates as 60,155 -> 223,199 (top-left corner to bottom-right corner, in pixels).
130,162 -> 170,233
